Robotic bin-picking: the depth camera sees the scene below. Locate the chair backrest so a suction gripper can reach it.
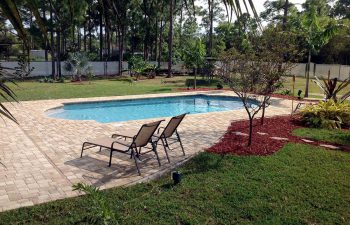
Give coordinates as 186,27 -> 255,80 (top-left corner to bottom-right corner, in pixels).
133,120 -> 163,147
161,114 -> 186,138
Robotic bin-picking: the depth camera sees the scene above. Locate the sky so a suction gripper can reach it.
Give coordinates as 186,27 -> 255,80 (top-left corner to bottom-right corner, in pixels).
254,0 -> 306,14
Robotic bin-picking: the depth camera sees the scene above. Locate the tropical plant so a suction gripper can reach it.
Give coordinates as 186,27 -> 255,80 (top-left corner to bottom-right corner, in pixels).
300,100 -> 350,129
128,56 -> 156,80
64,52 -> 91,81
291,0 -> 339,97
72,183 -> 116,224
313,73 -> 350,102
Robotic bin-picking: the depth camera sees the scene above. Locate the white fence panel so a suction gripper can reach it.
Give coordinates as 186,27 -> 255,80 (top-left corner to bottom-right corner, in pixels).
1,60 -> 350,80
289,63 -> 306,77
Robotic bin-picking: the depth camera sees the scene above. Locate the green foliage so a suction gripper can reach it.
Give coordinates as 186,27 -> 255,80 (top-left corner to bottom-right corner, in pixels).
64,52 -> 91,81
72,183 -> 116,224
128,56 -> 156,79
183,38 -> 206,70
185,78 -> 219,87
300,100 -> 350,129
38,77 -> 54,83
216,82 -> 223,89
313,75 -> 350,102
280,89 -> 292,96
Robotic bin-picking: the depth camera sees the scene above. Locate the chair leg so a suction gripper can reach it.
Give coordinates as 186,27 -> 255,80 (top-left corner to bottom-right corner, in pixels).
108,150 -> 113,167
176,130 -> 185,156
132,149 -> 141,175
152,142 -> 161,167
80,143 -> 85,158
161,138 -> 170,163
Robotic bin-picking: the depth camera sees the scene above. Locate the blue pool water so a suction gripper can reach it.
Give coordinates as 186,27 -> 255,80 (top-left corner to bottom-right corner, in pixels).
47,95 -> 248,123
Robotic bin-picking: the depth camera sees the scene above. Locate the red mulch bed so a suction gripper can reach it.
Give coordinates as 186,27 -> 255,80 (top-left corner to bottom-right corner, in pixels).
206,115 -> 350,156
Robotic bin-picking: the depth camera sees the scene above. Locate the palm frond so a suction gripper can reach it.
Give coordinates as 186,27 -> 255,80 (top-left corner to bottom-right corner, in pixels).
0,0 -> 29,48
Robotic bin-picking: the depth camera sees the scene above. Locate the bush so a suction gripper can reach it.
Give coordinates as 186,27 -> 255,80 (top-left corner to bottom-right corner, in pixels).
185,78 -> 219,87
280,89 -> 292,96
300,100 -> 350,129
217,83 -> 223,89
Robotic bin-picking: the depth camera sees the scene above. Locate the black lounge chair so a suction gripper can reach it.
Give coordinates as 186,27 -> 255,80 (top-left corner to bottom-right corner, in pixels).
81,120 -> 163,175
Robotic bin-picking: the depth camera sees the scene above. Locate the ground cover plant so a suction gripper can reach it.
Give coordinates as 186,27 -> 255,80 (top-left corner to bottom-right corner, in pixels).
0,143 -> 349,224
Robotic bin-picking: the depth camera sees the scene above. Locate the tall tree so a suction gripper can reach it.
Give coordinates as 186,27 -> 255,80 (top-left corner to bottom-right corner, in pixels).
292,0 -> 338,97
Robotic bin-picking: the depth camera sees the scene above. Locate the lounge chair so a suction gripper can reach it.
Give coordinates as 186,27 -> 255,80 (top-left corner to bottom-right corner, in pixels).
112,114 -> 186,163
153,113 -> 186,163
81,120 -> 163,175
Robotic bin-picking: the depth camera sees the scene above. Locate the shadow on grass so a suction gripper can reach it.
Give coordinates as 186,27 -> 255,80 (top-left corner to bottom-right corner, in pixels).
148,88 -> 173,92
183,153 -> 226,175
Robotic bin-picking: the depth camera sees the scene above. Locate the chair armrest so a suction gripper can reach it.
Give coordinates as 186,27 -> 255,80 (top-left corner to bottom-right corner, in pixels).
157,127 -> 165,134
111,133 -> 134,139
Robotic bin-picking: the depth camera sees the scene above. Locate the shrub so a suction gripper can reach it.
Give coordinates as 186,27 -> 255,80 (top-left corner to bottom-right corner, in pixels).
217,83 -> 223,89
280,89 -> 292,96
300,100 -> 350,129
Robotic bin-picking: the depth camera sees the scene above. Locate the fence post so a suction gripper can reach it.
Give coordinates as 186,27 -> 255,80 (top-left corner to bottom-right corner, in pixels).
313,63 -> 316,78
338,64 -> 341,79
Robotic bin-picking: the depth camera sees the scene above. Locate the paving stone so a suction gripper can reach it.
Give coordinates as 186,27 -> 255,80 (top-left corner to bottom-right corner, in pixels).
301,139 -> 314,143
270,137 -> 289,141
319,144 -> 340,150
0,91 -> 293,212
232,131 -> 249,136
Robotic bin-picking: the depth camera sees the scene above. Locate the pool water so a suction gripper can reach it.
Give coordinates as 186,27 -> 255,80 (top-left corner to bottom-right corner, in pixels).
47,95 -> 248,123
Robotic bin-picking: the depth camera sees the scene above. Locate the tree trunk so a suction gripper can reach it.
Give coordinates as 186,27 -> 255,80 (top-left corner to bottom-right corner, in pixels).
167,0 -> 174,78
56,29 -> 61,78
158,20 -> 163,68
50,1 -> 55,79
260,96 -> 268,125
99,9 -> 103,61
248,116 -> 253,146
194,68 -> 197,89
305,49 -> 311,97
42,2 -> 48,61
154,17 -> 158,61
83,22 -> 86,51
208,0 -> 214,56
118,27 -> 124,76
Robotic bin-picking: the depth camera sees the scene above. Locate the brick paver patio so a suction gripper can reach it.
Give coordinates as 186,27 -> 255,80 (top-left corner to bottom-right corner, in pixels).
0,91 -> 293,211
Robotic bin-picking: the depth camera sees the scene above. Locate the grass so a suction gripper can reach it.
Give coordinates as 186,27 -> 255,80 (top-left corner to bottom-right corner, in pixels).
3,75 -> 348,102
293,128 -> 350,146
0,143 -> 349,224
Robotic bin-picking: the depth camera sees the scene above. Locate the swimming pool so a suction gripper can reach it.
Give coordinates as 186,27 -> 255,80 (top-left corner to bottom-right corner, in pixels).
47,95 -> 249,123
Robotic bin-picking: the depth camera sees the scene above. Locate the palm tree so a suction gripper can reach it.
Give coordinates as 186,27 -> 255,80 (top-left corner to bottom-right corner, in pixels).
293,3 -> 338,97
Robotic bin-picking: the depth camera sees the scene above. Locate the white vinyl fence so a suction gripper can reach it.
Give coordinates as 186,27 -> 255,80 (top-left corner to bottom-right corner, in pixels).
0,61 -> 128,77
290,63 -> 350,81
1,61 -> 350,81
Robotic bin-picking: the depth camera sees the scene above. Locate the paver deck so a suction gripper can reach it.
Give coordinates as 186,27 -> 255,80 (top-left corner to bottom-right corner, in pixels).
0,91 -> 293,211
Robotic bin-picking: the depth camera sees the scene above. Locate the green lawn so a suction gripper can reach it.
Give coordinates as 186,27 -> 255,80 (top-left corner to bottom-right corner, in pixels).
293,128 -> 350,146
0,143 -> 349,224
4,75 -> 348,102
